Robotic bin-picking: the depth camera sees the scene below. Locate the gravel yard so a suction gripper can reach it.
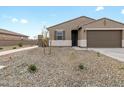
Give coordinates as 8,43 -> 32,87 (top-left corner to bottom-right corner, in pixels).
0,47 -> 124,87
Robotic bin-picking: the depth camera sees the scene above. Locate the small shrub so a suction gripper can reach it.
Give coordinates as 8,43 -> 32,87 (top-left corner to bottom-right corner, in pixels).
0,47 -> 3,50
9,56 -> 12,60
13,47 -> 16,49
18,43 -> 23,47
79,64 -> 84,70
28,64 -> 37,73
119,65 -> 124,70
119,67 -> 124,70
97,52 -> 101,57
69,52 -> 77,60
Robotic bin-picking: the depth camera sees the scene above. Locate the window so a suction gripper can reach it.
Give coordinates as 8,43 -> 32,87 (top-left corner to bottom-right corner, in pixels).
55,31 -> 65,40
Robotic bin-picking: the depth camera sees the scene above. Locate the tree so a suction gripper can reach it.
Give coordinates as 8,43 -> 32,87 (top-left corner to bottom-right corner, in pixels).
40,25 -> 51,55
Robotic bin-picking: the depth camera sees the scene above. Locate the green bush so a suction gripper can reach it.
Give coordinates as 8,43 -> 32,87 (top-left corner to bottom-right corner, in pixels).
97,52 -> 100,57
13,47 -> 16,49
18,43 -> 23,47
79,64 -> 84,70
28,64 -> 37,73
119,67 -> 124,70
0,47 -> 3,50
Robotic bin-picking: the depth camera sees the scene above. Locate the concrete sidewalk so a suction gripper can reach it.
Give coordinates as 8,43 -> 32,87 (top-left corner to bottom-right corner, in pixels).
0,46 -> 38,56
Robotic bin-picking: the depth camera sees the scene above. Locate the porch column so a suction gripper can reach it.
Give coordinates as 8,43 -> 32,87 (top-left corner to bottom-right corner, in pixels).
78,29 -> 87,47
122,30 -> 124,47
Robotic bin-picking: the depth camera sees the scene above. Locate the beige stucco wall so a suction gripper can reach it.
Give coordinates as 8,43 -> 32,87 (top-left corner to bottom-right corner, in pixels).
122,30 -> 124,40
84,18 -> 124,28
122,30 -> 124,47
78,29 -> 87,47
0,33 -> 28,40
48,17 -> 94,40
78,29 -> 87,40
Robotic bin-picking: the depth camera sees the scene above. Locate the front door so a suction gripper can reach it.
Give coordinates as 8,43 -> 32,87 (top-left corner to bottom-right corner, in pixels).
71,30 -> 78,46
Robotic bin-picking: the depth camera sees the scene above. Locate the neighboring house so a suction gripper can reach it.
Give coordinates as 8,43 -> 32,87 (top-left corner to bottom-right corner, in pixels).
47,16 -> 124,48
0,29 -> 28,40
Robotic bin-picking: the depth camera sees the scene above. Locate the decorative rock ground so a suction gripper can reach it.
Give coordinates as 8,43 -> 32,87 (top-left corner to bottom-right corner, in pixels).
0,47 -> 124,87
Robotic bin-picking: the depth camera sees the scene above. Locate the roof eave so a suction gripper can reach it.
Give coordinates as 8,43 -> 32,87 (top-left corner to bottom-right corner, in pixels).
47,16 -> 95,30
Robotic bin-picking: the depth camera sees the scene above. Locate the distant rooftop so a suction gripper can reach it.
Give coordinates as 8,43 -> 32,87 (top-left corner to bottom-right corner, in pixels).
0,28 -> 28,37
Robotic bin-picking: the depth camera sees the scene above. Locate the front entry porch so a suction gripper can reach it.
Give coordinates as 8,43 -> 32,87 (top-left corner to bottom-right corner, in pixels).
71,30 -> 78,46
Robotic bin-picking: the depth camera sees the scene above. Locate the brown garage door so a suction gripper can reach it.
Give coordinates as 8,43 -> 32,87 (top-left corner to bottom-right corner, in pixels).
87,30 -> 122,48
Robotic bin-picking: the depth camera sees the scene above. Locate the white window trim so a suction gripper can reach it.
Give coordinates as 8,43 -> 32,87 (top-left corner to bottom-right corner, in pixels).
56,29 -> 64,31
55,29 -> 64,40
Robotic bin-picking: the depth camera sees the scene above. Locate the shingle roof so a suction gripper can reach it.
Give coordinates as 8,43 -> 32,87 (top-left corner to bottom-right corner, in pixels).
47,16 -> 95,29
83,17 -> 124,27
0,29 -> 28,37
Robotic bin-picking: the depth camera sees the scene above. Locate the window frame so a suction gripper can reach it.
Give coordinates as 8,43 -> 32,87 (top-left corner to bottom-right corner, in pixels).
55,30 -> 65,40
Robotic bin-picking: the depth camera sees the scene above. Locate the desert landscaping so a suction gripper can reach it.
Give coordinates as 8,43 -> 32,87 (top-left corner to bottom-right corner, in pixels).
0,47 -> 124,87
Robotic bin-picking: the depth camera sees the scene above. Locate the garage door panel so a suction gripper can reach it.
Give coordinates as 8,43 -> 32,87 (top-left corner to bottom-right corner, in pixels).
87,30 -> 122,48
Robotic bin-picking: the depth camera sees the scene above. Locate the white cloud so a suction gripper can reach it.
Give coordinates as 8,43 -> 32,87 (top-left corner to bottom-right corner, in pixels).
2,15 -> 29,24
96,6 -> 104,11
12,18 -> 28,24
11,18 -> 18,23
20,19 -> 28,24
121,9 -> 124,14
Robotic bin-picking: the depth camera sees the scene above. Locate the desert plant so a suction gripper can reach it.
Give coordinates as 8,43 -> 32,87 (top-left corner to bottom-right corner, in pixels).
18,43 -> 23,47
79,64 -> 84,70
9,56 -> 12,60
119,67 -> 124,70
13,47 -> 16,49
69,52 -> 77,61
39,26 -> 51,55
48,38 -> 52,55
97,52 -> 101,57
119,65 -> 124,70
28,64 -> 37,73
0,47 -> 3,50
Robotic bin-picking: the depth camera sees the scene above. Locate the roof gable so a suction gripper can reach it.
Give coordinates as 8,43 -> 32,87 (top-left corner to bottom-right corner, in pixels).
47,16 -> 95,30
83,18 -> 124,28
0,29 -> 28,37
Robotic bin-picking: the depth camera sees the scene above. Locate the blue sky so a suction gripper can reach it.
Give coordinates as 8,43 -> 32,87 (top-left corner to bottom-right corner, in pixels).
0,6 -> 124,38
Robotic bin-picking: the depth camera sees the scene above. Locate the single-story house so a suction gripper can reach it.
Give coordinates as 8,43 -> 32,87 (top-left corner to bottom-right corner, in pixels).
0,28 -> 28,40
47,16 -> 124,48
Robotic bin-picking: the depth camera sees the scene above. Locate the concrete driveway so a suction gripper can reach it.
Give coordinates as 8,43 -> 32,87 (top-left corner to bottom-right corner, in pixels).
73,47 -> 124,62
89,48 -> 124,62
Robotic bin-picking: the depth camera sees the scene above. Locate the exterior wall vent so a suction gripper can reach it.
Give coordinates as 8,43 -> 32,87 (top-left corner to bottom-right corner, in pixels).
104,20 -> 106,26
